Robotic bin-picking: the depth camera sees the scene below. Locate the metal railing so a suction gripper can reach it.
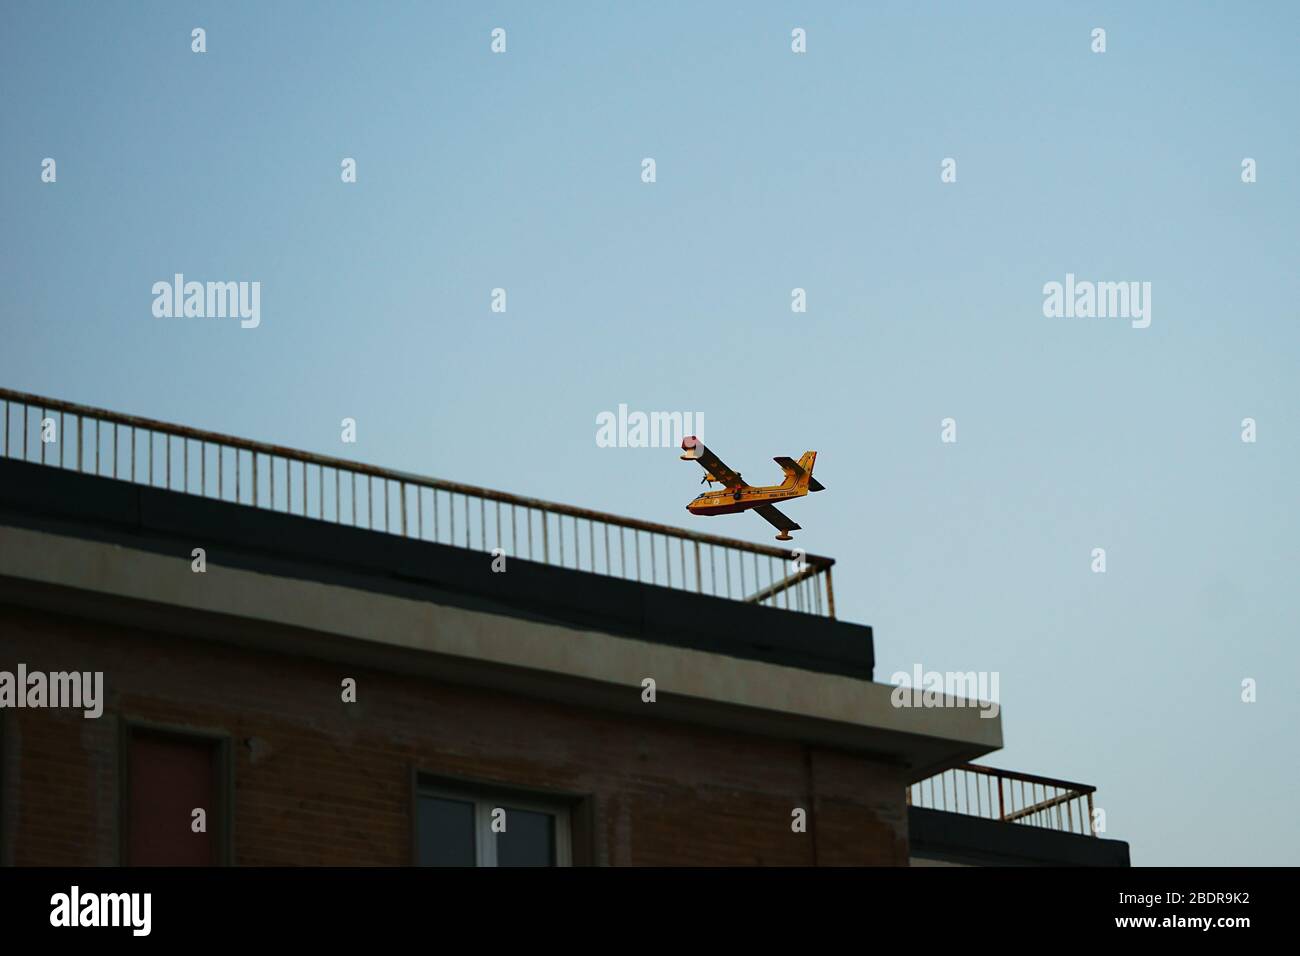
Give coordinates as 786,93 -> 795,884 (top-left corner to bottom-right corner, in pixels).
0,388 -> 836,617
908,763 -> 1098,836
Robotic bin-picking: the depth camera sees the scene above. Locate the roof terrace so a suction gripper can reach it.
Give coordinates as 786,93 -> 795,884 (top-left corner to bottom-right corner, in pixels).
0,387 -> 835,618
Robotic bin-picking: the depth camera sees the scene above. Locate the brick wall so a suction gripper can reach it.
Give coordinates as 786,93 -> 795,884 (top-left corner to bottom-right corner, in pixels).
0,603 -> 909,866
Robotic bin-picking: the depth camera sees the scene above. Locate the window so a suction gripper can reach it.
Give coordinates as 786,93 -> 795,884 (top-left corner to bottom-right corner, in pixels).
417,783 -> 571,867
122,726 -> 230,866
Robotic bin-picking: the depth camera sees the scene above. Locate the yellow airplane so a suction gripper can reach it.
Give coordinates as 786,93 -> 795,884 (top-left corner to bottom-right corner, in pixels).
680,435 -> 824,540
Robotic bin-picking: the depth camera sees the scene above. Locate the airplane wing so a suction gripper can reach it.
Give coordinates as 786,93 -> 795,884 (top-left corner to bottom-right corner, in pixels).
681,437 -> 748,488
754,504 -> 801,535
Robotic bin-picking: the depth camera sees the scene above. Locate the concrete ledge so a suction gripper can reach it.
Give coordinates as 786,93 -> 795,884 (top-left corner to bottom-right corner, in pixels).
0,521 -> 1000,778
909,806 -> 1131,866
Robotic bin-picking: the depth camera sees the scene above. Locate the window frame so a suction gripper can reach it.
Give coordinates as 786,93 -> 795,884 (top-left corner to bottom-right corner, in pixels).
118,718 -> 233,866
414,775 -> 576,867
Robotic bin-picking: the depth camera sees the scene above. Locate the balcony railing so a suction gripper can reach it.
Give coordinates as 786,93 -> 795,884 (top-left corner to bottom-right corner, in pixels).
0,387 -> 836,617
909,763 -> 1098,836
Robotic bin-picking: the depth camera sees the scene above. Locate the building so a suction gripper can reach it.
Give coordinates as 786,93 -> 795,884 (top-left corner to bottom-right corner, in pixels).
0,388 -> 1129,866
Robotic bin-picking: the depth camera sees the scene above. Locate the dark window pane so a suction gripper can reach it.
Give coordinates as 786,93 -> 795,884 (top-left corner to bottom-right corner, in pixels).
417,796 -> 476,866
497,807 -> 555,867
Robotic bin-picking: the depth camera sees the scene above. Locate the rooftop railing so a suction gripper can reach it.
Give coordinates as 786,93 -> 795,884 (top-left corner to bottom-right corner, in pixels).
0,387 -> 836,617
909,763 -> 1098,836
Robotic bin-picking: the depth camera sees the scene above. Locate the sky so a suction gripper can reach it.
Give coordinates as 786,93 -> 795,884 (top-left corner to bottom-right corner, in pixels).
2,1 -> 1297,866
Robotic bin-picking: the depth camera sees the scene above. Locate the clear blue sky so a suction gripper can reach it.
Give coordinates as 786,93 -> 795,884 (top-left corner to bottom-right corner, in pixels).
3,2 -> 1297,865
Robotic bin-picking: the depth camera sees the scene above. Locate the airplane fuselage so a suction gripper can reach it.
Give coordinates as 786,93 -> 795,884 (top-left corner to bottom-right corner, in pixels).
686,482 -> 807,517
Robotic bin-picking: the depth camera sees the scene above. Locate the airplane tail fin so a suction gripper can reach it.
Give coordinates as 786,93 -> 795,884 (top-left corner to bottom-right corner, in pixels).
798,451 -> 825,492
773,452 -> 825,492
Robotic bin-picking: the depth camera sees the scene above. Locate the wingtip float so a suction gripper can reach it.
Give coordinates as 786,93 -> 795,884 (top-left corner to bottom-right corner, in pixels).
680,436 -> 824,541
